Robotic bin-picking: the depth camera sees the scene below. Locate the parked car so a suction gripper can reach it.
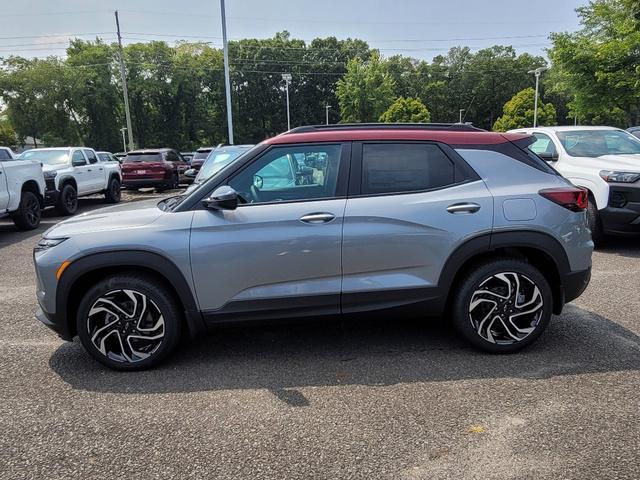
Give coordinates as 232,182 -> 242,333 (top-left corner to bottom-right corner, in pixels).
627,126 -> 640,139
19,147 -> 122,215
97,151 -> 122,164
0,157 -> 45,230
189,146 -> 217,171
184,144 -> 254,195
121,149 -> 190,191
0,146 -> 17,160
33,123 -> 593,370
509,126 -> 640,245
181,152 -> 195,163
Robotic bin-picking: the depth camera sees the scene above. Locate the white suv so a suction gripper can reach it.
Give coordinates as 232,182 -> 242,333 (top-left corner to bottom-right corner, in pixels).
509,126 -> 640,245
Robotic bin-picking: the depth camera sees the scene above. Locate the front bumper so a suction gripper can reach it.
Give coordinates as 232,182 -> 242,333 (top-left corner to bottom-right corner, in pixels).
35,306 -> 72,340
601,183 -> 640,235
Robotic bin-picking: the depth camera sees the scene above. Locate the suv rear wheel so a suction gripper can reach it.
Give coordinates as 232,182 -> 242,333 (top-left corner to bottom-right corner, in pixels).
76,274 -> 182,370
586,199 -> 604,247
104,176 -> 122,203
451,258 -> 552,353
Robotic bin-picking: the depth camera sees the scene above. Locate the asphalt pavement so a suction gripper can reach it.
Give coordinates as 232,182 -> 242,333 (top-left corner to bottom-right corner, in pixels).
0,191 -> 638,479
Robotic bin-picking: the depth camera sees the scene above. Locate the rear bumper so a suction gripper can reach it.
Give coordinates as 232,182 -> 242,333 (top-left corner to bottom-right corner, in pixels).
561,267 -> 591,304
122,178 -> 168,188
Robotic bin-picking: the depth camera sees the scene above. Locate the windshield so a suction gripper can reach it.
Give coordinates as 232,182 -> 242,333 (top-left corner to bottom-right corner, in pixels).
196,147 -> 252,182
124,153 -> 163,163
557,130 -> 640,157
19,149 -> 70,165
192,150 -> 211,160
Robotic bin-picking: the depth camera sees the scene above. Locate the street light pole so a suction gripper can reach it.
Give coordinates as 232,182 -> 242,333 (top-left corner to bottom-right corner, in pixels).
120,127 -> 127,153
282,73 -> 292,131
114,11 -> 134,151
220,0 -> 234,144
528,66 -> 548,127
459,109 -> 465,124
325,104 -> 331,125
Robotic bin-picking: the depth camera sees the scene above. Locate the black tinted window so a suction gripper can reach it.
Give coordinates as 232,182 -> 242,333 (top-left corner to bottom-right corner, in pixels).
166,151 -> 180,162
124,153 -> 163,163
361,143 -> 455,195
0,149 -> 11,160
84,149 -> 98,164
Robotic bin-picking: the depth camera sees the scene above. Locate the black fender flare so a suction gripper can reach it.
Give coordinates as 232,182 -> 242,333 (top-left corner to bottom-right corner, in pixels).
57,250 -> 204,338
437,230 -> 571,313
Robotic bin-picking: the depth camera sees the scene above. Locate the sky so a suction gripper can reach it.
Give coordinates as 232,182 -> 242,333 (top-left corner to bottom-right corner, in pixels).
2,0 -> 588,61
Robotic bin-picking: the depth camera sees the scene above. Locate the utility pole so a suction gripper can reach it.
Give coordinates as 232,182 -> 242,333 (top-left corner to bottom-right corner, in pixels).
120,127 -> 127,153
282,73 -> 292,130
115,11 -> 134,151
220,0 -> 234,144
528,66 -> 548,127
459,109 -> 465,124
325,104 -> 331,125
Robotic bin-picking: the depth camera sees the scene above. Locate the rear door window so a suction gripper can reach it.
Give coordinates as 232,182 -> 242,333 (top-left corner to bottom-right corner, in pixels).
361,143 -> 455,195
84,149 -> 98,164
0,149 -> 11,160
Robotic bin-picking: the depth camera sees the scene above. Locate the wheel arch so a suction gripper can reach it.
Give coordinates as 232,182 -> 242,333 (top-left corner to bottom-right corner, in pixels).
21,179 -> 44,207
439,231 -> 571,315
58,175 -> 78,190
57,250 -> 204,339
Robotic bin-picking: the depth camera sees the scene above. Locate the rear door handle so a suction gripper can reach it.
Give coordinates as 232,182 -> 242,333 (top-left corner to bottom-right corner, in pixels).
446,202 -> 481,214
300,212 -> 336,224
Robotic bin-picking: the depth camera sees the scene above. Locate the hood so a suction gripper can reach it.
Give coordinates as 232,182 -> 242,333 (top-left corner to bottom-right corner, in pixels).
41,163 -> 68,173
45,198 -> 165,237
576,153 -> 640,171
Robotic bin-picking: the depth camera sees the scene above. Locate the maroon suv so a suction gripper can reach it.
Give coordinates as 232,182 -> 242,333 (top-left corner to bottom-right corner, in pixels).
121,148 -> 190,190
190,146 -> 215,171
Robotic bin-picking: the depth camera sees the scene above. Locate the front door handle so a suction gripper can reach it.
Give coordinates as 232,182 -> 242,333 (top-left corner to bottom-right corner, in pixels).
446,202 -> 481,214
300,212 -> 336,224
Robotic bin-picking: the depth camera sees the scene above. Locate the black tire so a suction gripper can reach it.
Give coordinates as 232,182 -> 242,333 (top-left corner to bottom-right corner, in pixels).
56,183 -> 78,216
157,174 -> 178,192
11,191 -> 41,230
451,258 -> 553,353
104,177 -> 122,203
76,274 -> 182,371
587,200 -> 605,248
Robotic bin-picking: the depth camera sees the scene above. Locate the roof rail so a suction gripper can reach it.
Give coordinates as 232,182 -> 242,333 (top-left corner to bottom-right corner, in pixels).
285,123 -> 485,134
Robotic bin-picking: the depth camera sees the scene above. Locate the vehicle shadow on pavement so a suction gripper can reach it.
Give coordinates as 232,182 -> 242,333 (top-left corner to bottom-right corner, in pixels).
597,238 -> 640,258
49,304 -> 640,403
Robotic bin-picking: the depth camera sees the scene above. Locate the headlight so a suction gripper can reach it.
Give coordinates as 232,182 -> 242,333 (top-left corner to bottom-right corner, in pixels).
35,237 -> 68,251
599,171 -> 640,183
43,170 -> 57,180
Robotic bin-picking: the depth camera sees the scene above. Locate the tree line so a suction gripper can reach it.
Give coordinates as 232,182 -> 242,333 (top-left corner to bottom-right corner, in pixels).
0,0 -> 637,152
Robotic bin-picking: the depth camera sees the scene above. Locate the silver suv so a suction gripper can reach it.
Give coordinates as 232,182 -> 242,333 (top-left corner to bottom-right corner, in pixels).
33,124 -> 593,370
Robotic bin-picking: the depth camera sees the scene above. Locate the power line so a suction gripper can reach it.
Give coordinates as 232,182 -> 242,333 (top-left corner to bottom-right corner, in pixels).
0,32 -> 113,41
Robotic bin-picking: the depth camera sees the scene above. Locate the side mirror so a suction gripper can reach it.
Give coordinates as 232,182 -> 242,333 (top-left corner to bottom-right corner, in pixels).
184,168 -> 197,178
202,185 -> 238,211
538,151 -> 559,162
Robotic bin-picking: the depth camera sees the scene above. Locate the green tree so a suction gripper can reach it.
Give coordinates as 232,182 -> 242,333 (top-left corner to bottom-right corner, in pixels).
548,0 -> 640,126
379,97 -> 431,123
336,52 -> 395,122
493,87 -> 556,131
0,117 -> 16,147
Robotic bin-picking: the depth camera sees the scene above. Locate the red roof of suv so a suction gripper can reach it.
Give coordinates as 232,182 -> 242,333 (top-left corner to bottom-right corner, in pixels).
265,124 -> 529,146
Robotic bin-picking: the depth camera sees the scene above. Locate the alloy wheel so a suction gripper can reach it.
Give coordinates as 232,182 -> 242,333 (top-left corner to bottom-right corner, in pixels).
468,272 -> 544,345
64,188 -> 77,212
87,289 -> 165,363
25,196 -> 40,226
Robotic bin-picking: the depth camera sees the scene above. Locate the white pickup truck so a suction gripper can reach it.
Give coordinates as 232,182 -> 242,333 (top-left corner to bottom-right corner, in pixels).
0,156 -> 46,230
19,147 -> 122,215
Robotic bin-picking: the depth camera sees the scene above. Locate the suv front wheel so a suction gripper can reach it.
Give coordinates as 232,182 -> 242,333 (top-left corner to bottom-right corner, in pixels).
452,259 -> 552,353
76,274 -> 182,370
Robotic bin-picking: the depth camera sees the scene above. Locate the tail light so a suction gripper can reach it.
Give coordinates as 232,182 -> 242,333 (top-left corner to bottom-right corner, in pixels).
539,187 -> 588,212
